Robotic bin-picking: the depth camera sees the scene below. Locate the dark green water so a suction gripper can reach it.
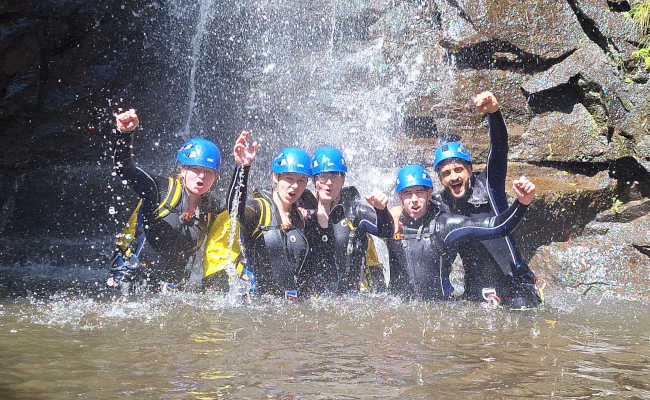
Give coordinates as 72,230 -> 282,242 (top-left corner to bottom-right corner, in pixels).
1,291 -> 648,399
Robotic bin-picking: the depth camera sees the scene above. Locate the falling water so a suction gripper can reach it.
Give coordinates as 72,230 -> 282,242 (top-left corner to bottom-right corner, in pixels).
328,0 -> 337,59
180,0 -> 216,140
225,167 -> 249,301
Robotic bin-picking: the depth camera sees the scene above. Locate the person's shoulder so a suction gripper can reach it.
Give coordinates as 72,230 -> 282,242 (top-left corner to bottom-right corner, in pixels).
341,186 -> 361,203
201,191 -> 222,211
297,189 -> 317,210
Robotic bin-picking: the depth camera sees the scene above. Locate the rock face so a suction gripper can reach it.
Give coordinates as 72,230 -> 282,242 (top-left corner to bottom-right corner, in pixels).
0,0 -> 648,301
531,200 -> 650,303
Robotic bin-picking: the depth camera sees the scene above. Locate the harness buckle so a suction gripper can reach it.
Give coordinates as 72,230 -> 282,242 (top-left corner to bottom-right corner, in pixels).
481,288 -> 501,308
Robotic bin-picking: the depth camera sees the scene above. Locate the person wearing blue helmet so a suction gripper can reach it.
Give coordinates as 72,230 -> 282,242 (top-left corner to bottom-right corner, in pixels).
301,146 -> 393,294
226,131 -> 316,298
107,108 -> 224,292
433,91 -> 541,309
386,164 -> 538,302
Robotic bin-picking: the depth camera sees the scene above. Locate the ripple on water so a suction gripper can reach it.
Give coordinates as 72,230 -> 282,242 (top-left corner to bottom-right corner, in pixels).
1,289 -> 648,399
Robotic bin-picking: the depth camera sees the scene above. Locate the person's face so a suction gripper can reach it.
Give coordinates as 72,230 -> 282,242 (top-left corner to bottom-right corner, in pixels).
437,160 -> 472,200
182,165 -> 217,196
313,172 -> 345,203
273,172 -> 309,206
397,185 -> 433,220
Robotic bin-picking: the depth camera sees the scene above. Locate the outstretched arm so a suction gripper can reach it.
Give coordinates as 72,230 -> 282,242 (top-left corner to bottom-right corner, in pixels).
112,109 -> 159,204
474,92 -> 509,213
441,176 -> 536,246
228,131 -> 260,232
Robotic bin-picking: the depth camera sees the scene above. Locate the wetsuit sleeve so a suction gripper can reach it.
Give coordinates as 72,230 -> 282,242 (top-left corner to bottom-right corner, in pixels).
486,110 -> 509,212
355,203 -> 394,238
113,129 -> 160,205
440,200 -> 527,247
226,165 -> 261,234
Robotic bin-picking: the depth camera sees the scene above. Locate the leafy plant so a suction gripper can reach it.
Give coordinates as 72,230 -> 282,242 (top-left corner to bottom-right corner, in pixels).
630,1 -> 650,69
610,196 -> 624,214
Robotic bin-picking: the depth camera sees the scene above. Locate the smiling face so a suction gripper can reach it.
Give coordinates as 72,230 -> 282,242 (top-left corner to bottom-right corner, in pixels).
272,172 -> 309,207
397,185 -> 433,220
437,160 -> 472,200
313,172 -> 345,204
181,165 -> 217,196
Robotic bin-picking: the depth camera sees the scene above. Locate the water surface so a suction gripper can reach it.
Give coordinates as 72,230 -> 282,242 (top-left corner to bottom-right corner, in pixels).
1,288 -> 648,399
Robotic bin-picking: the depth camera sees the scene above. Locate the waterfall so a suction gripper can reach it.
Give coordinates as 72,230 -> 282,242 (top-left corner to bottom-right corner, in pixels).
180,0 -> 216,140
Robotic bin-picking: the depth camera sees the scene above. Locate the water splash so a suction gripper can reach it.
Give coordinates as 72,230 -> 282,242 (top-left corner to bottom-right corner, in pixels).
225,167 -> 250,302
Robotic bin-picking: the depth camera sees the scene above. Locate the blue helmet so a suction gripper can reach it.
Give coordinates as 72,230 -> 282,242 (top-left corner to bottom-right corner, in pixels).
433,142 -> 472,170
311,147 -> 348,175
271,147 -> 312,176
177,138 -> 221,171
395,165 -> 433,193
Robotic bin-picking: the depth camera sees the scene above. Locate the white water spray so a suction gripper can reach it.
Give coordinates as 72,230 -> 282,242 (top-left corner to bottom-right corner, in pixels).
225,167 -> 250,301
181,0 -> 216,140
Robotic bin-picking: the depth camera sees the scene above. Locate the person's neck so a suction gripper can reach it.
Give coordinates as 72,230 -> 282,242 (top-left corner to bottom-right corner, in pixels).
316,194 -> 340,228
184,190 -> 201,217
273,191 -> 293,226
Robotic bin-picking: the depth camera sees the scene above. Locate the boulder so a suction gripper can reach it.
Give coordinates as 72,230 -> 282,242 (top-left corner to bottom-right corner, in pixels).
531,208 -> 650,304
440,0 -> 589,59
574,0 -> 639,56
511,103 -> 609,163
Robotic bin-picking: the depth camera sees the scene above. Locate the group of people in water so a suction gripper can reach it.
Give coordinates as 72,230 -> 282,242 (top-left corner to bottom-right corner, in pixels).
107,91 -> 543,310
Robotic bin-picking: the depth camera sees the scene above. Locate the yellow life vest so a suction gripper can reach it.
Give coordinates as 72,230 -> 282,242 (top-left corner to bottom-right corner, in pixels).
359,233 -> 385,291
203,210 -> 245,278
114,177 -> 184,258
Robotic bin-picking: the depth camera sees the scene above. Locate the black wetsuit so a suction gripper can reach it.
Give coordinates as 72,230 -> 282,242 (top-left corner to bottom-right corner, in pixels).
387,198 -> 528,301
113,131 -> 218,283
436,111 -> 539,307
228,166 -> 314,297
302,187 -> 394,293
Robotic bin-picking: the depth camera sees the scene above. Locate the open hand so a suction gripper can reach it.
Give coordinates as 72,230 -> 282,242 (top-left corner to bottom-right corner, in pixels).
366,190 -> 389,210
473,91 -> 499,114
233,131 -> 259,166
115,109 -> 139,132
512,176 -> 536,205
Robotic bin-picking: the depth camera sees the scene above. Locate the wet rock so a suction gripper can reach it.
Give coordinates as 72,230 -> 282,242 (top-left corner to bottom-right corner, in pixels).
615,93 -> 650,170
530,212 -> 650,304
521,42 -> 626,119
442,0 -> 589,59
572,0 -> 639,56
511,103 -> 609,163
593,198 -> 650,223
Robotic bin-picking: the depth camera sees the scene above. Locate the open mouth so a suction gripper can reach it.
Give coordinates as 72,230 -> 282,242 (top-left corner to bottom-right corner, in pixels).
450,181 -> 464,192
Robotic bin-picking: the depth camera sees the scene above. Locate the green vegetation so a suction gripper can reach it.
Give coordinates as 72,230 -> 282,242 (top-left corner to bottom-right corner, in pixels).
630,1 -> 650,69
610,196 -> 624,214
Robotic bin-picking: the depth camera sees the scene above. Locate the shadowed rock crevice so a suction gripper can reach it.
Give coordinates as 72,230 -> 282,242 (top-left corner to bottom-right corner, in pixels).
566,0 -> 616,53
609,157 -> 650,197
607,1 -> 631,13
442,0 -> 476,29
523,83 -> 580,114
451,39 -> 574,73
633,244 -> 650,258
